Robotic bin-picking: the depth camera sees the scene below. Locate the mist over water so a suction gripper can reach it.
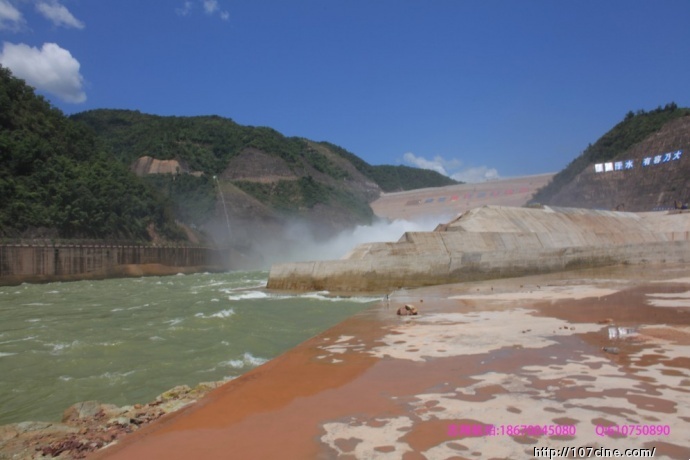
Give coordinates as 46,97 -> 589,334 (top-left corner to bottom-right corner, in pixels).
0,211 -> 452,425
0,272 -> 377,425
250,215 -> 453,267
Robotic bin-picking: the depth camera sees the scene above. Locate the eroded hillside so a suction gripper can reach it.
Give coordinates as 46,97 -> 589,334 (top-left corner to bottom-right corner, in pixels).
532,105 -> 690,211
543,116 -> 690,211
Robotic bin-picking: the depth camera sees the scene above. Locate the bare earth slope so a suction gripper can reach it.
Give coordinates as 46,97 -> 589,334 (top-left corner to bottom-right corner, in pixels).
542,116 -> 690,211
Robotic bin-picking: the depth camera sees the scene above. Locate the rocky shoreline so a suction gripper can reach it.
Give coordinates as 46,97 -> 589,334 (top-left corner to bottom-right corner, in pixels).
0,381 -> 224,459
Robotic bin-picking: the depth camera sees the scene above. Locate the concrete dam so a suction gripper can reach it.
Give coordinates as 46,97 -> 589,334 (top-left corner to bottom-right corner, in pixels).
267,205 -> 690,293
0,244 -> 229,286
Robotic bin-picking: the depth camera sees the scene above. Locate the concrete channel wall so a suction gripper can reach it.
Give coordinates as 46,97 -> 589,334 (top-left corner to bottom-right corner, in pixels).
267,206 -> 690,293
0,244 -> 228,285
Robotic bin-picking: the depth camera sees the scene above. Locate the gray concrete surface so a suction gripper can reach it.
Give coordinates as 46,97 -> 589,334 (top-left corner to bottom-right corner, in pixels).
267,206 -> 690,292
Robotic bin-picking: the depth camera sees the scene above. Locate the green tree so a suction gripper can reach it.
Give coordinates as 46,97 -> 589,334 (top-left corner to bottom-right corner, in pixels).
0,64 -> 183,241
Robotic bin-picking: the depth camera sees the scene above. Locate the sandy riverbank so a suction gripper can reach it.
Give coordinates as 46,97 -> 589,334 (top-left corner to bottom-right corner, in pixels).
75,263 -> 690,459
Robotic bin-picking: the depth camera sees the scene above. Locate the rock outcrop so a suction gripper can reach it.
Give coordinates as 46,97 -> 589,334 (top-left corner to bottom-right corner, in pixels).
130,156 -> 202,176
0,382 -> 223,459
267,205 -> 690,293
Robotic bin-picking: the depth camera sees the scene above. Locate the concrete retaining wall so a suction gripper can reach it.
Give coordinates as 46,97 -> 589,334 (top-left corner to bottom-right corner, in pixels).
267,206 -> 690,293
0,244 -> 228,285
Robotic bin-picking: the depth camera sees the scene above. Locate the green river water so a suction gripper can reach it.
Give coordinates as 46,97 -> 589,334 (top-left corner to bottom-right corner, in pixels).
0,271 -> 377,425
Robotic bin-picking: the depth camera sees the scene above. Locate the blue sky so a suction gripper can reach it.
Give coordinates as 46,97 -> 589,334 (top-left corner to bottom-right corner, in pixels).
2,1 -> 689,182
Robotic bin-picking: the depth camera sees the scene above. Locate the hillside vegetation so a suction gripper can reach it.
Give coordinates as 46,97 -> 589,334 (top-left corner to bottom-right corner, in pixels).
72,109 -> 458,231
1,64 -> 457,243
317,141 -> 458,192
531,103 -> 690,205
72,109 -> 458,191
0,66 -> 182,241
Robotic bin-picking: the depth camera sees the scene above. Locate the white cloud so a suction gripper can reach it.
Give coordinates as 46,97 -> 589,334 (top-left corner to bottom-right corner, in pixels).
0,41 -> 86,103
451,166 -> 499,183
178,1 -> 228,20
35,1 -> 84,29
403,152 -> 452,176
0,0 -> 23,30
203,0 -> 229,20
176,1 -> 193,16
402,152 -> 500,183
203,0 -> 218,14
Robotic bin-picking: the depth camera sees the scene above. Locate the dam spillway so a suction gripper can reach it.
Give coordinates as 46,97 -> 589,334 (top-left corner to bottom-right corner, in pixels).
267,205 -> 690,293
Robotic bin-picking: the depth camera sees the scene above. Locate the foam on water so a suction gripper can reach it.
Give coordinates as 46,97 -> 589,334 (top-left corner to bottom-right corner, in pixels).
300,291 -> 380,303
0,335 -> 38,345
96,370 -> 137,383
194,308 -> 235,319
225,290 -> 269,301
223,288 -> 378,304
164,318 -> 185,327
97,341 -> 123,347
221,352 -> 268,369
47,340 -> 82,355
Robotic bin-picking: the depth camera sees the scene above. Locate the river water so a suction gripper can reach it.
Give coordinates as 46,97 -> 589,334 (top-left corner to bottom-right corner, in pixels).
0,271 -> 377,425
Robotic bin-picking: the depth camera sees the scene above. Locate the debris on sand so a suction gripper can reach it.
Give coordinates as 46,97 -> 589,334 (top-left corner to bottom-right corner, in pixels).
397,304 -> 418,316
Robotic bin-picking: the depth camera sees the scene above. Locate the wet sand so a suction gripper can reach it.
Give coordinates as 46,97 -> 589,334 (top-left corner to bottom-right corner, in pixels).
91,264 -> 690,459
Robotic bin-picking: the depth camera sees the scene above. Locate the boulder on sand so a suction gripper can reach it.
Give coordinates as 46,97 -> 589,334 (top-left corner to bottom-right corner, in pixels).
397,304 -> 418,316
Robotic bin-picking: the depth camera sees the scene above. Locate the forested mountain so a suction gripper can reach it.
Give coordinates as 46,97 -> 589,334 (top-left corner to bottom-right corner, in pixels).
0,66 -> 182,241
71,109 -> 458,191
531,104 -> 690,208
71,109 -> 458,238
7,57 -> 686,246
1,64 -> 457,244
316,141 -> 458,192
